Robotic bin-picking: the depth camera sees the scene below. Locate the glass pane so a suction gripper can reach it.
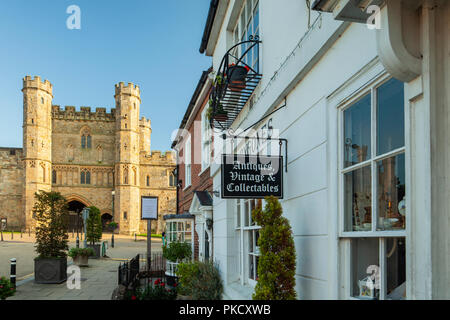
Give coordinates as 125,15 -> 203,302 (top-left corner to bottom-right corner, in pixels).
249,255 -> 255,280
344,94 -> 371,167
344,166 -> 372,232
244,201 -> 250,226
376,153 -> 406,230
377,78 -> 405,155
236,201 -> 241,228
185,231 -> 192,243
248,232 -> 253,253
185,221 -> 191,232
255,256 -> 259,281
351,238 -> 379,299
386,238 -> 406,300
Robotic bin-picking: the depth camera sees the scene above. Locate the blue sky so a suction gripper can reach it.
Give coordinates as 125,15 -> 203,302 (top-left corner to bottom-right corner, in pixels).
0,0 -> 211,151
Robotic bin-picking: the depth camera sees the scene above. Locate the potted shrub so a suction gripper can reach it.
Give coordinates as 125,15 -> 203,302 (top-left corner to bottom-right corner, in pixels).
86,206 -> 102,258
0,276 -> 16,300
33,191 -> 69,284
176,260 -> 223,300
252,196 -> 297,300
68,247 -> 94,267
226,63 -> 249,92
162,241 -> 192,286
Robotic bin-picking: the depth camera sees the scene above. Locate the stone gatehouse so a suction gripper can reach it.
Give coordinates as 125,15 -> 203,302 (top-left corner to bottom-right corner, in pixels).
0,76 -> 176,235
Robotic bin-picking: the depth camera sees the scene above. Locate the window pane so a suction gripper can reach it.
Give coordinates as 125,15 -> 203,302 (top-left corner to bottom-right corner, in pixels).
351,238 -> 379,299
244,200 -> 250,226
80,171 -> 85,184
376,153 -> 406,230
344,166 -> 372,232
377,79 -> 405,155
81,135 -> 86,149
248,231 -> 253,253
249,255 -> 255,280
344,94 -> 371,167
86,171 -> 91,184
236,201 -> 241,228
386,238 -> 406,300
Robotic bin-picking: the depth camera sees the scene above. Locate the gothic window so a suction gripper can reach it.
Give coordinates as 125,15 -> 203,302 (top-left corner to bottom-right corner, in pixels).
146,175 -> 150,186
52,170 -> 57,184
80,169 -> 91,185
169,172 -> 176,187
81,127 -> 92,149
123,167 -> 129,184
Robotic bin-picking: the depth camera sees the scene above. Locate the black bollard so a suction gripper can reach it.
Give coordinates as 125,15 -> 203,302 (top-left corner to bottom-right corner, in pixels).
111,233 -> 115,248
10,258 -> 16,289
1,230 -> 3,241
134,233 -> 137,242
76,235 -> 80,248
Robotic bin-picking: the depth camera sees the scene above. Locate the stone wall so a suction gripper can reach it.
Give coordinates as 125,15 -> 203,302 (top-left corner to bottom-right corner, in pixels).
0,148 -> 24,230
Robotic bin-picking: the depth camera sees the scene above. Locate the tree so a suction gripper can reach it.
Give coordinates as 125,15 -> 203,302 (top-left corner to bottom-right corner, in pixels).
252,196 -> 297,300
86,206 -> 102,245
33,191 -> 69,258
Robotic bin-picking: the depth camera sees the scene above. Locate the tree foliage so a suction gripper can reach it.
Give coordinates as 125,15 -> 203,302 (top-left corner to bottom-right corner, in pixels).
33,191 -> 69,259
86,206 -> 102,245
252,196 -> 297,300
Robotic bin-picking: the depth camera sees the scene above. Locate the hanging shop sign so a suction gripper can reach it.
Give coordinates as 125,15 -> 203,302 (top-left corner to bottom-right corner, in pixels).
141,196 -> 158,220
221,154 -> 283,199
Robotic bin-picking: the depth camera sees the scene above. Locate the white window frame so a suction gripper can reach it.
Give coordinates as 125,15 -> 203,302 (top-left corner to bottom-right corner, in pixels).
165,219 -> 194,276
184,137 -> 191,189
338,75 -> 407,300
232,0 -> 260,72
201,107 -> 211,172
235,198 -> 262,287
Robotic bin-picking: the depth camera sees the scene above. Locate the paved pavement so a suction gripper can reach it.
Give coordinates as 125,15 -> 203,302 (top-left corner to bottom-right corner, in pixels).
1,233 -> 163,300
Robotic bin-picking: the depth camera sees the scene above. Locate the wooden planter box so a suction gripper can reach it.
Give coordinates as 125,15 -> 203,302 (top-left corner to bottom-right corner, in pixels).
34,257 -> 67,284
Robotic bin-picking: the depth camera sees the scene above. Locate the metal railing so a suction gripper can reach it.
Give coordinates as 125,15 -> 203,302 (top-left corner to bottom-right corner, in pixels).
118,253 -> 166,288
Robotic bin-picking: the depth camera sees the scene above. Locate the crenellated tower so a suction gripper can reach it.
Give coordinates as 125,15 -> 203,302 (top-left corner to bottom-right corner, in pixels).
22,76 -> 53,228
139,117 -> 152,154
114,82 -> 141,234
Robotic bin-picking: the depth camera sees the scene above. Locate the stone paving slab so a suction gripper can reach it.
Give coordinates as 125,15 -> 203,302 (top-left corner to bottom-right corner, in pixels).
8,258 -> 121,300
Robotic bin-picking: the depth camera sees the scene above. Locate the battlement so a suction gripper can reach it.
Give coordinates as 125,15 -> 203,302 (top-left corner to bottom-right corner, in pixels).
115,82 -> 140,98
22,75 -> 53,96
52,105 -> 116,121
139,117 -> 152,129
141,150 -> 175,164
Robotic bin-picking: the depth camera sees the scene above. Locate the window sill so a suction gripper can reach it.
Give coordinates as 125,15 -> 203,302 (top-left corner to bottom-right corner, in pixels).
339,230 -> 406,238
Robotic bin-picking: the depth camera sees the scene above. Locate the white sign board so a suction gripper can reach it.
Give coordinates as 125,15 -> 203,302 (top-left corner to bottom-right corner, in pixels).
141,196 -> 158,220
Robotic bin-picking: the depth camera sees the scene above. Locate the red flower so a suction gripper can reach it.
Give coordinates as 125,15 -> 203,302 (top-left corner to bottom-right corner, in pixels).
160,282 -> 165,287
131,295 -> 137,300
173,283 -> 178,287
244,65 -> 250,72
154,278 -> 161,285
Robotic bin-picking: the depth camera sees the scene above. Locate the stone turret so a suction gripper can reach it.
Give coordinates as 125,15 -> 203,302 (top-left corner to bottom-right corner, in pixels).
139,116 -> 152,154
22,76 -> 53,228
114,82 -> 141,235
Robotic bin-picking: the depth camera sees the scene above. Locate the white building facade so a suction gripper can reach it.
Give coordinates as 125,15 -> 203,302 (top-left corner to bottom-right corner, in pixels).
200,0 -> 449,300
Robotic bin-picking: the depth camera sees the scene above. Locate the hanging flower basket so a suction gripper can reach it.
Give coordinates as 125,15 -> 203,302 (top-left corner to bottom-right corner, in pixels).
226,64 -> 249,92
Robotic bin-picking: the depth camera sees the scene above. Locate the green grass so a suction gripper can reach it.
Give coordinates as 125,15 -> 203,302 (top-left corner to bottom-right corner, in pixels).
136,233 -> 162,238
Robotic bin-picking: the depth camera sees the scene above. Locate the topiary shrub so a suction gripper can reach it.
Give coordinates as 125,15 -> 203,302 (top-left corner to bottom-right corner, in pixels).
33,191 -> 69,259
177,260 -> 223,300
252,196 -> 296,300
86,206 -> 102,245
162,241 -> 192,262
